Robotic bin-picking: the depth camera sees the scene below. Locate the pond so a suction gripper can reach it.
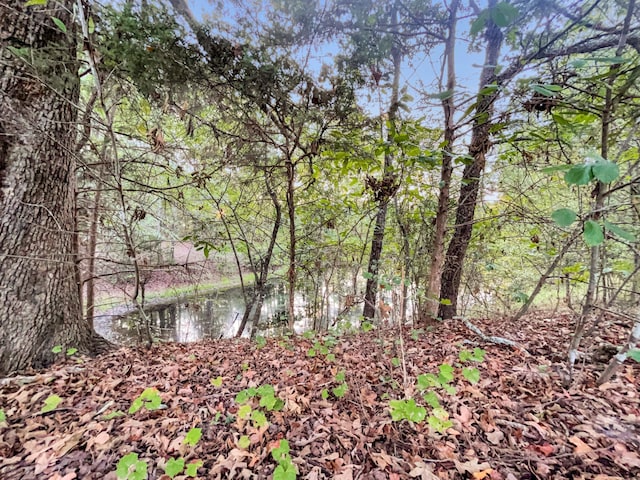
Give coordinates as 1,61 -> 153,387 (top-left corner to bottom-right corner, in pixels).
93,283 -> 363,345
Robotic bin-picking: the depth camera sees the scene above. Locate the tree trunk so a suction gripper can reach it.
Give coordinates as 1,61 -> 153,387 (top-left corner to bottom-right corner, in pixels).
423,0 -> 459,323
363,15 -> 402,321
236,170 -> 281,337
438,4 -> 503,319
0,1 -> 106,375
286,157 -> 296,329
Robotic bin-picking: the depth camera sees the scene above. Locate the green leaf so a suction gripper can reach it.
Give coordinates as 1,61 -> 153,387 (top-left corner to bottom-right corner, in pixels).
237,404 -> 252,419
88,16 -> 95,34
66,347 -> 78,356
391,357 -> 400,367
423,391 -> 441,409
251,409 -> 268,428
129,388 -> 161,414
604,221 -> 636,242
307,348 -> 316,357
210,376 -> 223,387
321,389 -> 329,399
164,457 -> 185,479
271,439 -> 290,462
116,452 -> 147,480
532,84 -> 562,96
470,10 -> 489,35
332,382 -> 348,398
584,220 -> 604,247
102,410 -> 125,420
564,164 -> 593,185
629,349 -> 640,362
541,164 -> 571,174
0,409 -> 6,422
51,17 -> 67,34
592,161 -> 619,183
472,347 -> 487,362
551,208 -> 577,227
238,435 -> 251,449
24,0 -> 47,6
438,363 -> 455,383
51,345 -> 63,354
273,461 -> 297,480
183,427 -> 202,447
41,394 -> 62,413
185,460 -> 202,477
491,2 -> 519,27
462,367 -> 481,384
417,373 -> 441,390
439,298 -> 452,306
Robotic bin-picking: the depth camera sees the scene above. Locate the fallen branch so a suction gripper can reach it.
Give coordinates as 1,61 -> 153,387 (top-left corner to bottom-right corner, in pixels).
456,316 -> 531,355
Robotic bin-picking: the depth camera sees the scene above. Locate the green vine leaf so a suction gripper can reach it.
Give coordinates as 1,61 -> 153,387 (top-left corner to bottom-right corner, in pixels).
551,208 -> 577,227
583,220 -> 604,247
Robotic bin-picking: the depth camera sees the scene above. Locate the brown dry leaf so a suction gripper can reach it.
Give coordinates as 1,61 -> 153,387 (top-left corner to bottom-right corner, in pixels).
455,405 -> 473,426
612,442 -> 640,468
333,465 -> 354,480
473,468 -> 493,480
409,461 -> 439,480
485,429 -> 504,445
454,459 -> 492,474
569,435 -> 592,455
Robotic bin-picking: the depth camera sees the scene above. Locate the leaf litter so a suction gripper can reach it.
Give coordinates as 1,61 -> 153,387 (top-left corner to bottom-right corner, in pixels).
1,313 -> 638,479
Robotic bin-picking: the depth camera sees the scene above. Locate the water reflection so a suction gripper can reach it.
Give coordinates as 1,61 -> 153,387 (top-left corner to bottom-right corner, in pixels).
94,283 -> 361,345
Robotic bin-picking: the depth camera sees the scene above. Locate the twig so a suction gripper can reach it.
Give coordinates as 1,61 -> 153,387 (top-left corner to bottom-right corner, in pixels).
455,316 -> 531,355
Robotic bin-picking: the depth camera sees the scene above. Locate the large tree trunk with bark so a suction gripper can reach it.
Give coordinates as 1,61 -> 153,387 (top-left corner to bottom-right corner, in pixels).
0,1 -> 106,375
438,3 -> 503,319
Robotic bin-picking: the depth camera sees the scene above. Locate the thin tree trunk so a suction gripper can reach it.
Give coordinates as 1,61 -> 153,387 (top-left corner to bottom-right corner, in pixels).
423,0 -> 459,322
439,2 -> 503,319
236,170 -> 281,337
597,317 -> 640,385
85,175 -> 103,326
0,1 -> 105,374
568,0 -> 635,374
363,9 -> 402,321
514,227 -> 581,321
286,158 -> 296,329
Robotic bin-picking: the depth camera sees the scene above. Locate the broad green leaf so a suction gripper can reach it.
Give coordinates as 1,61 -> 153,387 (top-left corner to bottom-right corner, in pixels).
532,84 -> 560,97
470,10 -> 489,35
51,345 -> 62,354
116,452 -> 147,480
129,388 -> 161,414
24,0 -> 47,6
321,388 -> 329,399
592,161 -> 619,183
438,363 -> 455,383
551,208 -> 577,227
185,460 -> 202,477
423,391 -> 441,409
271,439 -> 290,462
584,220 -> 604,247
237,404 -> 251,419
51,17 -> 67,33
41,394 -> 62,413
491,2 -> 519,27
629,349 -> 640,362
462,367 -> 481,384
332,382 -> 348,398
238,435 -> 251,449
183,427 -> 202,447
88,16 -> 95,34
273,462 -> 297,480
0,409 -> 6,422
210,376 -> 223,387
439,298 -> 452,305
604,221 -> 636,242
564,164 -> 592,185
66,347 -> 77,356
164,457 -> 185,478
335,370 -> 346,382
251,410 -> 268,428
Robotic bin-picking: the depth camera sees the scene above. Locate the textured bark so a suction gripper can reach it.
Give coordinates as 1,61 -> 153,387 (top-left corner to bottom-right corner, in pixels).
423,0 -> 459,322
0,1 -> 105,374
438,3 -> 503,319
286,158 -> 296,329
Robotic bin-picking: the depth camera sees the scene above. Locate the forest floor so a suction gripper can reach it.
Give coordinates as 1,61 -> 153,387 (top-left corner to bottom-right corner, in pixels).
1,313 -> 639,480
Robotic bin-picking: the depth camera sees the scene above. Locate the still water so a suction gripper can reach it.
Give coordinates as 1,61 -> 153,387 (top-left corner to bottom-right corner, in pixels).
94,283 -> 361,345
